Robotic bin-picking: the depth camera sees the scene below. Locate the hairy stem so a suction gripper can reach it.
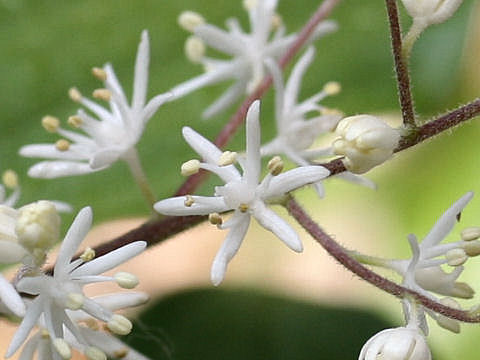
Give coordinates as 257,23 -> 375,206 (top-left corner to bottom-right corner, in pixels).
286,197 -> 480,322
385,0 -> 416,127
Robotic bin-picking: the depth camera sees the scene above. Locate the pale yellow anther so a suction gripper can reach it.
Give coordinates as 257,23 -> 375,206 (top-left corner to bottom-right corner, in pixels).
68,87 -> 82,102
218,151 -> 237,166
66,292 -> 84,310
463,241 -> 480,257
107,314 -> 133,335
185,36 -> 205,63
184,195 -> 195,207
320,107 -> 344,117
445,248 -> 468,266
41,329 -> 50,339
93,88 -> 112,102
271,13 -> 283,29
114,272 -> 139,289
67,115 -> 83,128
208,212 -> 223,226
178,11 -> 205,32
86,347 -> 107,360
52,338 -> 72,360
181,159 -> 201,176
461,227 -> 480,241
113,348 -> 129,359
2,170 -> 18,189
267,156 -> 284,176
41,115 -> 60,133
239,203 -> 249,213
92,67 -> 107,81
323,81 -> 341,96
55,139 -> 70,152
80,247 -> 96,262
243,0 -> 257,10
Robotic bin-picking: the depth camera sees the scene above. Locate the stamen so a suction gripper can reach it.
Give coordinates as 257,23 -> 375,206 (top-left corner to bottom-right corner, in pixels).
184,195 -> 195,207
218,151 -> 237,166
463,241 -> 480,257
243,0 -> 257,10
208,212 -> 223,226
80,247 -> 96,262
68,115 -> 83,128
114,272 -> 139,289
461,227 -> 480,241
267,156 -> 284,176
323,81 -> 341,96
41,329 -> 50,339
55,139 -> 71,152
113,348 -> 129,359
52,338 -> 72,360
86,346 -> 107,360
178,11 -> 205,32
239,203 -> 249,213
445,248 -> 468,266
66,292 -> 84,310
107,314 -> 133,335
68,87 -> 82,102
2,170 -> 18,189
185,36 -> 205,64
41,115 -> 60,133
181,159 -> 200,176
92,67 -> 107,81
271,13 -> 283,30
92,88 -> 112,102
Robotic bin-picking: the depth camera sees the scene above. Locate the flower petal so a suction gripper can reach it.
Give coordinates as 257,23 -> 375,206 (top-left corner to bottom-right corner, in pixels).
284,47 -> 315,112
19,144 -> 90,161
0,240 -> 27,264
0,275 -> 25,317
27,161 -> 96,178
154,196 -> 229,216
244,100 -> 261,187
264,166 -> 330,198
253,201 -> 303,252
195,24 -> 245,56
132,30 -> 150,111
211,213 -> 250,286
90,148 -> 122,169
70,241 -> 146,277
202,80 -> 247,119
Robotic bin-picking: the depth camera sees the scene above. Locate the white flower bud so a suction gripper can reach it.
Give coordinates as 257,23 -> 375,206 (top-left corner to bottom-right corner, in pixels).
333,115 -> 400,174
178,11 -> 205,32
114,272 -> 139,289
107,314 -> 133,335
401,0 -> 463,25
16,200 -> 60,251
85,346 -> 107,360
52,338 -> 72,359
359,327 -> 431,360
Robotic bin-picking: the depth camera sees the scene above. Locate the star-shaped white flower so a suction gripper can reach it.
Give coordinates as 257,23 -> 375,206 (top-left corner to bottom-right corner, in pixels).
172,0 -> 337,118
19,30 -> 171,179
154,101 -> 329,285
261,47 -> 376,196
6,206 -> 146,359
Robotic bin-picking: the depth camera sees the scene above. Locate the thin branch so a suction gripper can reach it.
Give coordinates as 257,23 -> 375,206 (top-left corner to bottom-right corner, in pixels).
175,0 -> 341,196
286,196 -> 480,322
385,0 -> 416,127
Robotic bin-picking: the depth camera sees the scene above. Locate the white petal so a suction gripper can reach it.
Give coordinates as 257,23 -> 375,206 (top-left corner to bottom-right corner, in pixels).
264,166 -> 330,198
244,100 -> 261,187
91,292 -> 149,311
211,214 -> 250,286
264,58 -> 285,129
89,148 -> 122,169
27,161 -> 96,178
195,24 -> 245,56
55,207 -> 93,276
19,144 -> 87,161
143,92 -> 173,122
50,201 -> 73,213
154,196 -> 229,216
0,275 -> 25,317
253,201 -> 303,252
202,80 -> 246,119
6,297 -> 44,357
421,192 -> 474,248
18,333 -> 41,360
335,172 -> 377,190
182,126 -> 221,164
284,47 -> 315,112
132,30 -> 150,110
70,241 -> 146,277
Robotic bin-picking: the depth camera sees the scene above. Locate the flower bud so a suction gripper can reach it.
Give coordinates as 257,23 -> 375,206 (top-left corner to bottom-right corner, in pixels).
401,0 -> 463,25
333,115 -> 400,174
359,327 -> 431,360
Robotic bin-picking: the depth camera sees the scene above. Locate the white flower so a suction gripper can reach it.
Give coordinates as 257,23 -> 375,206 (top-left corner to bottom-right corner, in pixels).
332,114 -> 401,174
172,0 -> 337,118
261,48 -> 375,196
19,30 -> 171,179
359,326 -> 431,360
401,0 -> 463,26
5,206 -> 146,358
154,101 -> 329,285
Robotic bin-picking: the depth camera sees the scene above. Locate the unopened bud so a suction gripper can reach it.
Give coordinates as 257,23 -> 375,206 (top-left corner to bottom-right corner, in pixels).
401,0 -> 463,25
92,67 -> 107,81
2,170 -> 18,189
323,81 -> 341,96
445,248 -> 468,266
181,159 -> 200,176
461,227 -> 480,241
267,156 -> 284,176
107,314 -> 133,335
208,212 -> 223,225
92,88 -> 112,101
52,338 -> 72,359
68,87 -> 82,102
42,115 -> 60,133
55,139 -> 70,152
218,151 -> 237,166
114,272 -> 139,289
178,11 -> 205,32
185,36 -> 205,63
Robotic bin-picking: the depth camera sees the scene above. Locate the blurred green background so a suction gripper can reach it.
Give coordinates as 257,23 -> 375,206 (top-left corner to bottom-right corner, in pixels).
0,0 -> 479,358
